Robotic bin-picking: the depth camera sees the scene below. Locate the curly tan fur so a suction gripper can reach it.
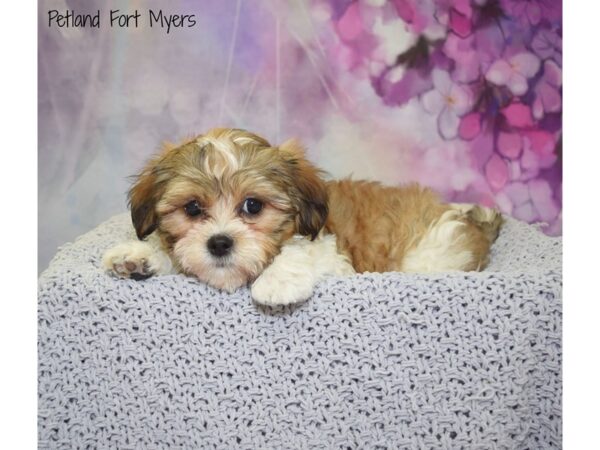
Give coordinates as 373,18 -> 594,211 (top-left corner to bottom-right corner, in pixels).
325,180 -> 500,272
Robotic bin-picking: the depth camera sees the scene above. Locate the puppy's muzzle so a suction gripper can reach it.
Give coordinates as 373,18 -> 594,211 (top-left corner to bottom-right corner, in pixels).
207,234 -> 234,257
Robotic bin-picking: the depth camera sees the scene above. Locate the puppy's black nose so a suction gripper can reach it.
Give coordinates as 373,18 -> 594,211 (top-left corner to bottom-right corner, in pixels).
207,234 -> 234,257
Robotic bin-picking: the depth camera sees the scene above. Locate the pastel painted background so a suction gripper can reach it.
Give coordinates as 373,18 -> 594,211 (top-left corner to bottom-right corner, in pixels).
39,0 -> 562,272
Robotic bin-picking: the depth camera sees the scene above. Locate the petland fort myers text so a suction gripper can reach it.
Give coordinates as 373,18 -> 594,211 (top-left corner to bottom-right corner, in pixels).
47,9 -> 197,34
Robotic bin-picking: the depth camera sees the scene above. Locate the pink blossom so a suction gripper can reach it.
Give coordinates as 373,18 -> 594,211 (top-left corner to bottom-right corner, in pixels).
336,3 -> 364,42
506,159 -> 521,180
518,133 -> 557,179
443,34 -> 480,83
332,42 -> 361,70
485,52 -> 540,96
501,102 -> 534,128
497,131 -> 522,159
544,213 -> 562,236
382,67 -> 435,106
505,182 -> 530,206
474,21 -> 505,66
529,179 -> 559,222
393,0 -> 415,23
513,201 -> 537,223
485,153 -> 509,192
449,9 -> 472,37
520,148 -> 541,178
524,130 -> 556,157
421,69 -> 473,139
497,163 -> 560,226
447,0 -> 474,38
470,128 -> 495,170
532,60 -> 562,120
458,112 -> 481,140
494,191 -> 514,215
392,0 -> 441,35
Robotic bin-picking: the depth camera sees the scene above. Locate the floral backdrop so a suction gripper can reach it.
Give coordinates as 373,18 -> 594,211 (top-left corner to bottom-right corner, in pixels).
39,0 -> 562,271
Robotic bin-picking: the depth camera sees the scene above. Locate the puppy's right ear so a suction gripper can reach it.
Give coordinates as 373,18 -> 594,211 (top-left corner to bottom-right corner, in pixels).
128,138 -> 197,240
128,159 -> 163,240
279,139 -> 329,240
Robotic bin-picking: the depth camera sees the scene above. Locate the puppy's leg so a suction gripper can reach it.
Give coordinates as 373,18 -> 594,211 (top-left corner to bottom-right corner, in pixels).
102,234 -> 174,280
251,234 -> 355,306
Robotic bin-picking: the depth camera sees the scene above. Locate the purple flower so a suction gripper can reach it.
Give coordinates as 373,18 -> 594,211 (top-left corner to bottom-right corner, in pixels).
501,102 -> 535,128
505,182 -> 530,206
452,0 -> 473,18
500,0 -> 562,26
459,112 -> 482,140
485,52 -> 540,96
501,178 -> 559,223
513,130 -> 557,180
314,0 -> 562,234
336,2 -> 364,42
393,0 -> 442,36
485,153 -> 509,191
531,28 -> 562,66
422,69 -> 473,139
443,34 -> 480,83
532,60 -> 562,120
528,179 -> 560,222
497,131 -> 523,159
473,20 -> 506,67
445,0 -> 474,37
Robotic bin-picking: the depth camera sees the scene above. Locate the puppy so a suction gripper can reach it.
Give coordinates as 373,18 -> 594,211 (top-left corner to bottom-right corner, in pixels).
103,128 -> 502,305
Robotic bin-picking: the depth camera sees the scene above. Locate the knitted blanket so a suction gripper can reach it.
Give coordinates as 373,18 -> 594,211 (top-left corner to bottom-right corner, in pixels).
38,213 -> 562,449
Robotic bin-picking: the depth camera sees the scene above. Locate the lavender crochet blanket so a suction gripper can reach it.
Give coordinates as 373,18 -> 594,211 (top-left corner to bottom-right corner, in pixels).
38,213 -> 562,449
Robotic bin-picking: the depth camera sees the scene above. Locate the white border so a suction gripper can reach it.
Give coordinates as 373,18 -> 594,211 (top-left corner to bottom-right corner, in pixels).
0,1 -> 593,448
563,1 -> 600,448
0,1 -> 37,447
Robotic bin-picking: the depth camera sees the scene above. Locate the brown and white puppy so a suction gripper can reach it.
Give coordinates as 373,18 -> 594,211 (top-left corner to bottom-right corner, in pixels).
103,127 -> 502,305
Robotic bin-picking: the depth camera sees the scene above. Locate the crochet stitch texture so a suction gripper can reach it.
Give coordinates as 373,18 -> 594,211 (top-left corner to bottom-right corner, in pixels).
38,214 -> 561,449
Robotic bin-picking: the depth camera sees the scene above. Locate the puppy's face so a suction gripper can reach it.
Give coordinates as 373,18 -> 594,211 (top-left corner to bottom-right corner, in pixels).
128,128 -> 328,292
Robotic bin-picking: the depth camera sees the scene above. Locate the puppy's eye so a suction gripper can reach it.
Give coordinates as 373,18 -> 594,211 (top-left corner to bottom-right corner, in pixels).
184,200 -> 203,217
242,198 -> 263,215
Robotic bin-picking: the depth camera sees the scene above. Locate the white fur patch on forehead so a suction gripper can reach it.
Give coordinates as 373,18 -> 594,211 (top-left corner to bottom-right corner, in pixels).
195,129 -> 272,178
196,134 -> 239,173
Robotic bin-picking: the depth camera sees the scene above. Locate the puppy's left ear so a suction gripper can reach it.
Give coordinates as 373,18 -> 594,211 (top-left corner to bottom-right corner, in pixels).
128,156 -> 165,240
279,139 -> 329,240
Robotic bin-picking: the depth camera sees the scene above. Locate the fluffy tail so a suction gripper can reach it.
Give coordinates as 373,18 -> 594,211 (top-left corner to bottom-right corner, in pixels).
467,205 -> 504,243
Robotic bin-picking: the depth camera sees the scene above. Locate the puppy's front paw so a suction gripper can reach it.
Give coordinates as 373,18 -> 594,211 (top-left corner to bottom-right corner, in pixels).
251,268 -> 316,306
102,241 -> 170,280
